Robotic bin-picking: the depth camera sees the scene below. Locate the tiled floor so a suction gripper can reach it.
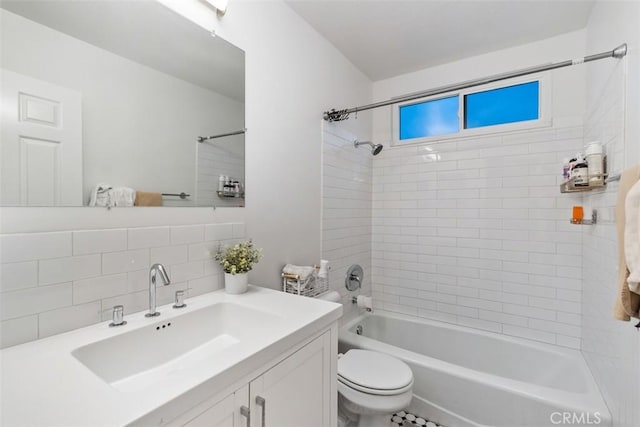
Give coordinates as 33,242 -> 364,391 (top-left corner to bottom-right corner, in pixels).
391,411 -> 444,427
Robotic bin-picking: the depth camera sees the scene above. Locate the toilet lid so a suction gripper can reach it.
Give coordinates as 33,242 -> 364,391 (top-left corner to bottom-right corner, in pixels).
338,350 -> 413,392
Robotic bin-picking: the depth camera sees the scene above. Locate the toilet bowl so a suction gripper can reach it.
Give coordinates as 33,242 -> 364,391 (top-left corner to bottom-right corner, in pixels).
337,349 -> 414,427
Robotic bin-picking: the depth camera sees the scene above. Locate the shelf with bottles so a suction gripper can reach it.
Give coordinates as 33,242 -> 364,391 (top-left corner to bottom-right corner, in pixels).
216,189 -> 244,199
560,141 -> 606,194
217,175 -> 244,198
560,174 -> 607,193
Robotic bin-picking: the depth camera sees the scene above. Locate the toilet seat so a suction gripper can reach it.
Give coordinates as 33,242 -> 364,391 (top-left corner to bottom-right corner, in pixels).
338,350 -> 413,396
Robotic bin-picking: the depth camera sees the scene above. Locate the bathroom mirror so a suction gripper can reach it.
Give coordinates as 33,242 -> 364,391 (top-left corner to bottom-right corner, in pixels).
0,0 -> 245,208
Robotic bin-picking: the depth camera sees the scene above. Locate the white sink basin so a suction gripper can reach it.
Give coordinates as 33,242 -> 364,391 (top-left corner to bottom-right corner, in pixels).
72,302 -> 281,392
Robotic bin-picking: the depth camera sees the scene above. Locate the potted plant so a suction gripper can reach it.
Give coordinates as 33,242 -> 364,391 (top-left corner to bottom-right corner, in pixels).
215,240 -> 262,294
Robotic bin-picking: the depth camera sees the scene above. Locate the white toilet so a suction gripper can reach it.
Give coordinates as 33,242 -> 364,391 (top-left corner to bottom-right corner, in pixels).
337,349 -> 414,427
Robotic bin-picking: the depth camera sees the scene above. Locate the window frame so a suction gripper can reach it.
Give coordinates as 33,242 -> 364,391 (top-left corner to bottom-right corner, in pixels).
392,73 -> 552,147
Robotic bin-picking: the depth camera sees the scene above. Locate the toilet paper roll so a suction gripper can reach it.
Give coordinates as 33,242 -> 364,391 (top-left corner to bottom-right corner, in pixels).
356,295 -> 373,310
317,290 -> 341,303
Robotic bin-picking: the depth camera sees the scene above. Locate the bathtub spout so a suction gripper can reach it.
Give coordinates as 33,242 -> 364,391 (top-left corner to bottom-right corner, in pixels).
352,296 -> 373,312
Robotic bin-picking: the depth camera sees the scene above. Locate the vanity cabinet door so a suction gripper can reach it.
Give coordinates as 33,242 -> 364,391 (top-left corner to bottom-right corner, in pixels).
249,332 -> 332,427
183,385 -> 249,427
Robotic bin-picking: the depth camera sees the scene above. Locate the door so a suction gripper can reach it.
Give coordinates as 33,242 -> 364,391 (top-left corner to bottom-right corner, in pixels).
0,68 -> 82,206
182,385 -> 249,427
249,332 -> 332,427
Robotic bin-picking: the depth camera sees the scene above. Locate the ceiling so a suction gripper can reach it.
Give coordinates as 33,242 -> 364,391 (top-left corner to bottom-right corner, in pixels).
286,0 -> 595,81
1,0 -> 245,101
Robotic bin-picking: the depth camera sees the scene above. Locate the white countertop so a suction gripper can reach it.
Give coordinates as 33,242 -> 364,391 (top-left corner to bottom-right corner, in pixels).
0,285 -> 342,427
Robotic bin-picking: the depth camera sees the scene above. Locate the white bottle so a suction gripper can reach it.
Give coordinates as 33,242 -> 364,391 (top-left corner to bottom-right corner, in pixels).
562,158 -> 571,181
571,153 -> 589,187
317,259 -> 329,292
218,175 -> 225,192
318,259 -> 329,279
585,141 -> 604,187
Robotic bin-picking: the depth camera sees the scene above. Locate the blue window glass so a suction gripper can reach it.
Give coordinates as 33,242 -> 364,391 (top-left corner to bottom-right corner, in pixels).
464,81 -> 539,129
399,96 -> 459,140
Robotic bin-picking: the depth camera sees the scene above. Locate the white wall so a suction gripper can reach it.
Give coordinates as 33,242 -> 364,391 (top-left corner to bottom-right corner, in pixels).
581,2 -> 640,426
1,9 -> 244,206
0,0 -> 372,294
369,31 -> 588,345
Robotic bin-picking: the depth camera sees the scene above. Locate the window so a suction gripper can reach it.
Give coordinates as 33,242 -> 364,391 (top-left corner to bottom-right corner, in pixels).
464,81 -> 539,129
399,96 -> 459,140
394,77 -> 547,145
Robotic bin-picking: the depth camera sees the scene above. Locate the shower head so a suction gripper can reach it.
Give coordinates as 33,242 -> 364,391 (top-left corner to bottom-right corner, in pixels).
354,140 -> 383,156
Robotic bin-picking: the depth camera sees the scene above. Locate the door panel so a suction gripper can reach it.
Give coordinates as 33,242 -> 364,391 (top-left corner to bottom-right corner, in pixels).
1,69 -> 82,205
250,333 -> 331,427
182,384 -> 249,427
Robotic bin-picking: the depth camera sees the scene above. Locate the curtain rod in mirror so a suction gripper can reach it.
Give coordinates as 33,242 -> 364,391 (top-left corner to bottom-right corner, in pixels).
197,128 -> 246,143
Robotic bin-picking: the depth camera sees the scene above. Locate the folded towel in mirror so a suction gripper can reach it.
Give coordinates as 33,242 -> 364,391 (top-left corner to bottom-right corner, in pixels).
134,191 -> 163,206
88,184 -> 135,207
88,183 -> 112,207
110,187 -> 136,207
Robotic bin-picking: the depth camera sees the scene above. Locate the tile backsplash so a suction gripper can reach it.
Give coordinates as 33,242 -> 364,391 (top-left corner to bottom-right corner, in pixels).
0,222 -> 245,348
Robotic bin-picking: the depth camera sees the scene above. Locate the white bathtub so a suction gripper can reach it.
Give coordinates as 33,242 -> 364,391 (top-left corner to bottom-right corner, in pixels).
339,311 -> 611,427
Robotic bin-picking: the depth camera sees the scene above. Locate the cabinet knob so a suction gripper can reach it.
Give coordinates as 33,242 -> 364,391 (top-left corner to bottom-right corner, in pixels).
256,396 -> 266,427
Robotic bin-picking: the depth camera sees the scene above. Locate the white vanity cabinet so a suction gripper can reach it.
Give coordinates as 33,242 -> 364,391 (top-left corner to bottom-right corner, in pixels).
173,330 -> 335,427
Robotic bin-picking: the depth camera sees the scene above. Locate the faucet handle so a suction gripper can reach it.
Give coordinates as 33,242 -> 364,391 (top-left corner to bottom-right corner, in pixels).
173,290 -> 187,309
109,305 -> 127,327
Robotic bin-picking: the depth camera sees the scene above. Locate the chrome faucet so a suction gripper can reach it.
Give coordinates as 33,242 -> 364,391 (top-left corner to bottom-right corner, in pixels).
146,263 -> 171,317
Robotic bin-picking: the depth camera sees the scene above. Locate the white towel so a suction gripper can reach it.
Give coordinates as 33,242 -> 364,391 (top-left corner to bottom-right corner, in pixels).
283,264 -> 315,281
625,180 -> 640,293
88,184 -> 135,207
110,187 -> 136,207
283,264 -> 316,291
89,183 -> 112,207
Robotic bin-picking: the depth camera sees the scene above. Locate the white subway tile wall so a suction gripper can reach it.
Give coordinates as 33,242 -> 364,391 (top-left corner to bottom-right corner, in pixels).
0,222 -> 245,348
196,140 -> 245,207
582,57 -> 639,427
371,124 -> 585,347
322,124 -> 372,320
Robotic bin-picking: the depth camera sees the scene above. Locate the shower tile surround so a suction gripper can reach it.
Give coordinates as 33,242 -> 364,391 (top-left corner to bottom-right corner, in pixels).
322,123 -> 372,321
0,222 -> 245,348
370,124 -> 585,348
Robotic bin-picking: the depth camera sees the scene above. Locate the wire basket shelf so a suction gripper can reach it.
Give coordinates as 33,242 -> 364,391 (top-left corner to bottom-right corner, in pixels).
282,267 -> 329,298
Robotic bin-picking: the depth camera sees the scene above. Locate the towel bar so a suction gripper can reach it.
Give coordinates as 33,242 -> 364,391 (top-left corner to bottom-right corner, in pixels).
161,192 -> 190,199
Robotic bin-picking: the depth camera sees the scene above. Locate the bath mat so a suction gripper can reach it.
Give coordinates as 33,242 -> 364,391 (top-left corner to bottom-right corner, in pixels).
391,410 -> 444,427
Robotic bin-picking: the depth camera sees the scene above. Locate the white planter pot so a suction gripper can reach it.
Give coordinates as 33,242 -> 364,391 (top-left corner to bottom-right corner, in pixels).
224,272 -> 249,294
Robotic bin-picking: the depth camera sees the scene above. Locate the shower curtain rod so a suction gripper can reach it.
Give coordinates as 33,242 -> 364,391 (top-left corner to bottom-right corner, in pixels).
197,128 -> 246,143
323,43 -> 628,122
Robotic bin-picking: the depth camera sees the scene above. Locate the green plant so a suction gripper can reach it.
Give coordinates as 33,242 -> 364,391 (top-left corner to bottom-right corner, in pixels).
215,240 -> 262,275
